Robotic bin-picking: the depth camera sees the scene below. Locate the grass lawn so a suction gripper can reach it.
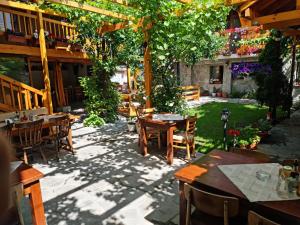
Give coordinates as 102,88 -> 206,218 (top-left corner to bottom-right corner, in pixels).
188,102 -> 269,153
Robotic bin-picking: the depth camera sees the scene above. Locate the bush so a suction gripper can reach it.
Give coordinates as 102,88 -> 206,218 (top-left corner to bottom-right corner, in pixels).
83,114 -> 105,127
238,126 -> 260,147
152,73 -> 186,113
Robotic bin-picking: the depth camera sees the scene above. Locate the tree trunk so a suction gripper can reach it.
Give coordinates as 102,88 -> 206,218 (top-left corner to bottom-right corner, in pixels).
272,106 -> 277,125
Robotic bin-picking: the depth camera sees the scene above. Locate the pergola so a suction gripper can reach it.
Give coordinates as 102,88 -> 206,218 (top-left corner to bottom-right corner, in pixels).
0,0 -> 193,113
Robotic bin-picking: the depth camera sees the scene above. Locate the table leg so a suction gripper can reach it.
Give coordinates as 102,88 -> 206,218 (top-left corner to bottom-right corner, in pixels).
179,181 -> 187,225
167,126 -> 174,165
68,128 -> 74,154
29,181 -> 46,225
140,125 -> 148,156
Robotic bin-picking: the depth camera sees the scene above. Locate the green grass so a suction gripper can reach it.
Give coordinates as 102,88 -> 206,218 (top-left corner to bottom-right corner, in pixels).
188,102 -> 269,154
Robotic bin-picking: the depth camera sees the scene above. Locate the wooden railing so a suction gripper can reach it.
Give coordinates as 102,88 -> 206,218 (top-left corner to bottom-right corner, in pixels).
0,7 -> 77,41
180,85 -> 200,101
0,74 -> 44,112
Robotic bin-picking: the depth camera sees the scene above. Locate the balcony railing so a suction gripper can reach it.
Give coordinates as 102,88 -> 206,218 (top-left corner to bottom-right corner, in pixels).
0,6 -> 79,49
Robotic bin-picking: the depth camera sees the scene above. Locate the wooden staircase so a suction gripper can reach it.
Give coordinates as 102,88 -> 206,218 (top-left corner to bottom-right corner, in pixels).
0,74 -> 45,112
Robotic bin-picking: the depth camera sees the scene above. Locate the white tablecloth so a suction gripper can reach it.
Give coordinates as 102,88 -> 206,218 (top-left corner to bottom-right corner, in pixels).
152,114 -> 184,121
218,163 -> 300,202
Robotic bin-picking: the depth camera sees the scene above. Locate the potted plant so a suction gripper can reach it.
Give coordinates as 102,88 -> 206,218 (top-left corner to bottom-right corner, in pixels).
238,126 -> 260,150
216,88 -> 222,97
222,91 -> 228,98
256,119 -> 272,138
55,36 -> 69,49
127,118 -> 136,132
6,29 -> 27,44
211,86 -> 217,97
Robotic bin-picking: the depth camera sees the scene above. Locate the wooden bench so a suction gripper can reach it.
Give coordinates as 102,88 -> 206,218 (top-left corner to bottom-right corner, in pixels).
180,85 -> 200,101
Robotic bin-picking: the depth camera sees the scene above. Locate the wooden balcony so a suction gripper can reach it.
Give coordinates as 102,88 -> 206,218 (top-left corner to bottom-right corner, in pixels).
0,5 -> 89,62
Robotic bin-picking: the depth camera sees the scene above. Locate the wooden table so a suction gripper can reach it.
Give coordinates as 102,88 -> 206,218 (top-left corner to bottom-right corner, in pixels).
11,162 -> 46,225
174,150 -> 300,225
139,114 -> 185,165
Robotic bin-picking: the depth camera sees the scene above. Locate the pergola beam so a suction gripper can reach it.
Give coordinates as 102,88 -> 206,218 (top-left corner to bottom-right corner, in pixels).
255,10 -> 300,25
47,0 -> 135,21
174,0 -> 192,3
238,0 -> 258,12
297,0 -> 300,9
0,0 -> 64,16
228,0 -> 252,5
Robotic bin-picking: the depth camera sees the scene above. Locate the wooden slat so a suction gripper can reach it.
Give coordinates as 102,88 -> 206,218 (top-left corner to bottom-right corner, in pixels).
0,7 -> 37,19
47,0 -> 135,21
238,0 -> 259,12
297,0 -> 300,10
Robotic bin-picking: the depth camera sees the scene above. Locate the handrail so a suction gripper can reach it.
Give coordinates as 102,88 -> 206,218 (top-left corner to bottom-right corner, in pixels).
0,74 -> 44,112
0,7 -> 77,40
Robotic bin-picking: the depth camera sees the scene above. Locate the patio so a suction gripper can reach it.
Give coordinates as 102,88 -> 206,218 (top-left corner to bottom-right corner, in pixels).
29,119 -> 195,225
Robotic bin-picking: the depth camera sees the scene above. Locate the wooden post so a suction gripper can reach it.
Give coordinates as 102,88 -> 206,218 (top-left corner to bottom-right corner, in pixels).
27,58 -> 33,87
287,37 -> 297,118
38,11 -> 53,114
127,66 -> 131,92
143,31 -> 152,108
55,62 -> 66,107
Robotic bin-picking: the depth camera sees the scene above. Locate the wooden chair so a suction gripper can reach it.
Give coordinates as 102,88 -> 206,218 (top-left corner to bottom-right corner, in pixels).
248,211 -> 280,225
44,115 -> 73,160
15,119 -> 46,164
184,183 -> 241,225
173,116 -> 197,160
136,108 -> 161,149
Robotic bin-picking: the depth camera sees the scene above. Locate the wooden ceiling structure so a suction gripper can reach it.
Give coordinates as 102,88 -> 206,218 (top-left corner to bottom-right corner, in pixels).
229,0 -> 300,37
0,0 -> 193,112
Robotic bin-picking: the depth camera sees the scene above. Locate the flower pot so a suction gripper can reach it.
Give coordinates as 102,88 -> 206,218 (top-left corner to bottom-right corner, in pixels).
216,92 -> 222,97
258,131 -> 270,139
249,142 -> 257,150
211,93 -> 216,97
7,34 -> 27,44
127,122 -> 136,132
222,92 -> 228,98
71,44 -> 82,51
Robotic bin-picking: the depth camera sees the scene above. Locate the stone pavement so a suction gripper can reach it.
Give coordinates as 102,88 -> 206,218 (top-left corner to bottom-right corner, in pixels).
257,110 -> 300,161
30,119 -> 201,225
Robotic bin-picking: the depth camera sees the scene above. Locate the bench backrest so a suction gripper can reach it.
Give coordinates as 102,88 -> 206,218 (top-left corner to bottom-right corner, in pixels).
181,85 -> 200,101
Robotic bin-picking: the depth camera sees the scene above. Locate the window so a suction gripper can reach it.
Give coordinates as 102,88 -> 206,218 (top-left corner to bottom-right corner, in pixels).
209,65 -> 224,84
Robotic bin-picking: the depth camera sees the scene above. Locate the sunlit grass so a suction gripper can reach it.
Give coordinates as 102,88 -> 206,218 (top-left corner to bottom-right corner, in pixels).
188,102 -> 269,154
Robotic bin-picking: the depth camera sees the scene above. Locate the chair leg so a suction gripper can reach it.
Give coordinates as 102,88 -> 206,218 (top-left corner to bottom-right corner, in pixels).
56,139 -> 60,161
23,150 -> 28,164
158,133 -> 161,150
66,137 -> 75,155
186,143 -> 191,160
39,146 -> 48,164
191,140 -> 196,158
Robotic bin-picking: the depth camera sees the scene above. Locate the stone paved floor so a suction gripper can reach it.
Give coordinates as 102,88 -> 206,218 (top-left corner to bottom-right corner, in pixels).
257,110 -> 300,161
31,119 -> 199,225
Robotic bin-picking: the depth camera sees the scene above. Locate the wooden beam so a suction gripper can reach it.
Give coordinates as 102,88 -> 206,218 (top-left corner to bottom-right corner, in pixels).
228,0 -> 252,5
255,10 -> 300,25
284,29 -> 300,37
99,21 -> 129,34
262,18 -> 300,29
238,0 -> 258,12
174,0 -> 192,3
0,44 -> 89,60
0,0 -> 65,17
143,31 -> 152,108
47,0 -> 135,21
297,0 -> 300,9
38,11 -> 53,114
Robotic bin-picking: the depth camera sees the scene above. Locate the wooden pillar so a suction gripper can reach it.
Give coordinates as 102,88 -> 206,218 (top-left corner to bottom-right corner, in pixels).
27,58 -> 33,87
287,37 -> 297,118
38,11 -> 53,114
143,31 -> 152,108
133,68 -> 139,90
127,66 -> 131,92
55,62 -> 66,107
